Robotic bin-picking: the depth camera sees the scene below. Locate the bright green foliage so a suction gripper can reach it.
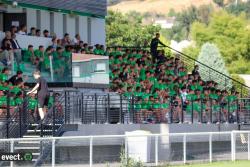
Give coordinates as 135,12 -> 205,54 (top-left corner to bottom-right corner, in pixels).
190,11 -> 250,73
106,10 -> 161,47
196,43 -> 232,89
231,74 -> 249,97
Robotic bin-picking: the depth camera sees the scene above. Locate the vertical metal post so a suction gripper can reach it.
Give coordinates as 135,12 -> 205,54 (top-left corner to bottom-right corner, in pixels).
52,93 -> 56,136
107,94 -> 110,124
181,98 -> 184,123
231,131 -> 235,161
119,94 -> 123,124
183,134 -> 187,164
94,94 -> 97,124
248,133 -> 250,160
155,136 -> 158,166
6,91 -> 10,138
200,100 -> 203,123
19,105 -> 22,138
191,100 -> 194,124
52,139 -> 55,167
131,96 -> 134,123
81,93 -> 84,124
40,123 -> 43,137
64,91 -> 67,124
125,136 -> 128,165
227,99 -> 230,123
89,136 -> 93,167
209,133 -> 212,163
219,105 -> 222,124
170,99 -> 173,124
10,140 -> 14,167
210,99 -> 212,123
236,99 -> 239,124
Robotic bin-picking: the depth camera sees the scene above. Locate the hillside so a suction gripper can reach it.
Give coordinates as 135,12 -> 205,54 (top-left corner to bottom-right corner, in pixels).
108,0 -> 217,14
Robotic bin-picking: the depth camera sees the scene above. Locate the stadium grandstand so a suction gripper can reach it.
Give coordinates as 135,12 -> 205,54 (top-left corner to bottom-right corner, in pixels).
0,0 -> 250,167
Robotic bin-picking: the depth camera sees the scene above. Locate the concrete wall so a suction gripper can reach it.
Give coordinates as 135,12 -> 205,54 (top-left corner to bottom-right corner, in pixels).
26,8 -> 37,31
90,17 -> 106,46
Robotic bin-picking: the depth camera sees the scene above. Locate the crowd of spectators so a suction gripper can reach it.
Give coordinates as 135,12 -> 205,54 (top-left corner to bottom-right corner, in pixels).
109,47 -> 240,124
0,68 -> 54,122
0,25 -> 107,80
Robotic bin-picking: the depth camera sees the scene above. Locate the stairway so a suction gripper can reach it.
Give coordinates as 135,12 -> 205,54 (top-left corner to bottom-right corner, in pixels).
12,123 -> 62,166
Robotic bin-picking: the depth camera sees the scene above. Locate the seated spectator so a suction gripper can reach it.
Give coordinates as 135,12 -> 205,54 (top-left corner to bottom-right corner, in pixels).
73,34 -> 81,45
23,45 -> 35,63
17,24 -> 27,35
28,27 -> 36,36
43,29 -> 50,38
11,33 -> 22,67
51,37 -> 58,50
10,26 -> 17,35
8,70 -> 24,86
34,45 -> 45,70
62,33 -> 72,46
43,46 -> 53,70
0,68 -> 10,82
1,31 -> 14,66
36,29 -> 41,37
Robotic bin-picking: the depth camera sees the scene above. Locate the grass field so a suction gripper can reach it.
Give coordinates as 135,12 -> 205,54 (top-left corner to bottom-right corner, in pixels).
166,161 -> 250,167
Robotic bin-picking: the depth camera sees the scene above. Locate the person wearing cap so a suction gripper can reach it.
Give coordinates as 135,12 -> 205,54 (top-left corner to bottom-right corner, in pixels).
27,70 -> 49,120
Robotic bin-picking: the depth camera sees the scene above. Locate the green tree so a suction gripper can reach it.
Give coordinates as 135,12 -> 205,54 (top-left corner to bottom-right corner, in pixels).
190,11 -> 250,73
196,43 -> 232,89
106,10 -> 161,47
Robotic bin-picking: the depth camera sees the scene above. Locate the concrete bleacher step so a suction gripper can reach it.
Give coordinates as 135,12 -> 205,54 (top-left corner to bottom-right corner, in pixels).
14,146 -> 40,150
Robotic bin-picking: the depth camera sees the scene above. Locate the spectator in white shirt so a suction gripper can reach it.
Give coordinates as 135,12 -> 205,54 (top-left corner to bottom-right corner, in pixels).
73,34 -> 81,45
17,24 -> 27,35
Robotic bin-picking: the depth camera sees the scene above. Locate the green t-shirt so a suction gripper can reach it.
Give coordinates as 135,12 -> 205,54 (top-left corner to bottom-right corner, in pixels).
0,74 -> 8,82
165,70 -> 175,76
152,103 -> 161,109
179,71 -> 187,77
28,98 -> 38,110
186,94 -> 197,101
10,87 -> 21,95
226,95 -> 237,103
23,50 -> 33,62
34,50 -> 44,58
0,96 -> 7,106
209,94 -> 219,100
15,98 -> 23,106
0,85 -> 9,91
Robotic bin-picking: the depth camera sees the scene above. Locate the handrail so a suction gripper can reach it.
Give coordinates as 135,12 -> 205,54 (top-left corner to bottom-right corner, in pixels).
0,130 -> 248,142
108,45 -> 250,90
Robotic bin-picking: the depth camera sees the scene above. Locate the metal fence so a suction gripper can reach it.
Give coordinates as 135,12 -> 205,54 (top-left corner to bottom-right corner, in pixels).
61,91 -> 250,125
0,131 -> 250,167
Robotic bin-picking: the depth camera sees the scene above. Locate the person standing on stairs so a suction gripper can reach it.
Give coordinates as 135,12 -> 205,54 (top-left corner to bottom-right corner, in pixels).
27,70 -> 49,120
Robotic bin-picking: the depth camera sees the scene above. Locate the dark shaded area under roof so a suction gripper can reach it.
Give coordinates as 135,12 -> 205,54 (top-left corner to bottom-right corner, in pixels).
4,0 -> 107,17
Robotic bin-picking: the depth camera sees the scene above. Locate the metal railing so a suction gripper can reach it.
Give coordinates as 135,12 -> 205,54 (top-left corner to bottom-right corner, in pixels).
60,91 -> 250,125
1,91 -> 250,127
0,131 -> 250,166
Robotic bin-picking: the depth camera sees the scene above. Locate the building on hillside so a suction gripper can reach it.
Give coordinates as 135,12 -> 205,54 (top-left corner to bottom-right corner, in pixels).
0,0 -> 107,45
153,17 -> 175,29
